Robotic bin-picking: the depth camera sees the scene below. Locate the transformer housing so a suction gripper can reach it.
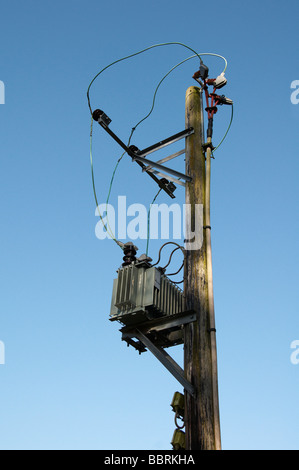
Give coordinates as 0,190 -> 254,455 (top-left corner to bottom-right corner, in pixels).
110,261 -> 184,326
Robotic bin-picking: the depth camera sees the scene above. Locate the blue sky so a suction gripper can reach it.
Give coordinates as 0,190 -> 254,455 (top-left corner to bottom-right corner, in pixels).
0,0 -> 299,450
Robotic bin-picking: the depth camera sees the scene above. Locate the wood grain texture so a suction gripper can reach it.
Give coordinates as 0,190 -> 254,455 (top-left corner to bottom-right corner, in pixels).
184,86 -> 215,450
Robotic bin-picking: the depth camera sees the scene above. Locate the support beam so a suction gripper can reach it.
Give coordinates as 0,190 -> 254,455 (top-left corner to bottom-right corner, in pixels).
132,154 -> 191,182
135,329 -> 195,397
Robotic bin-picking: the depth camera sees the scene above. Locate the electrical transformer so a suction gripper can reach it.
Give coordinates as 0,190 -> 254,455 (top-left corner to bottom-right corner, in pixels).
110,260 -> 185,326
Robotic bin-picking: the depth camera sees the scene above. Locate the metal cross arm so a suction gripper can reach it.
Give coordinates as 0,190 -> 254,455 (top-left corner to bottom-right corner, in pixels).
92,109 -> 176,198
92,109 -> 193,197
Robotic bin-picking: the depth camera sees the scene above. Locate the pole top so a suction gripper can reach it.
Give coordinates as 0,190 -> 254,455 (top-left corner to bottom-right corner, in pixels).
186,86 -> 202,96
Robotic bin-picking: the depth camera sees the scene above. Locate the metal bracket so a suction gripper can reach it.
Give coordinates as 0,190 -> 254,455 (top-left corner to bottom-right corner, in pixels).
145,170 -> 186,188
120,310 -> 196,340
120,310 -> 196,396
134,329 -> 195,396
145,148 -> 185,170
143,149 -> 187,186
132,154 -> 192,182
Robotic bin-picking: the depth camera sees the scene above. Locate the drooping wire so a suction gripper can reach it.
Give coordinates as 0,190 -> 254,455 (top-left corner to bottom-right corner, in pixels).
151,242 -> 185,267
151,242 -> 185,285
146,188 -> 162,257
103,128 -> 135,241
126,52 -> 227,131
160,245 -> 184,278
87,42 -> 206,115
212,104 -> 234,157
167,262 -> 184,277
90,117 -> 123,248
160,246 -> 181,270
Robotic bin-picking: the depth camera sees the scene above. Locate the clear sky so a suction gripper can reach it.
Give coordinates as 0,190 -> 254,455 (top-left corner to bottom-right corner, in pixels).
0,0 -> 298,450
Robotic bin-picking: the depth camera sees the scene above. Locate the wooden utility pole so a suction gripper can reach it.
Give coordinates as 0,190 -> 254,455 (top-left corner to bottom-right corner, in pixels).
184,86 -> 221,450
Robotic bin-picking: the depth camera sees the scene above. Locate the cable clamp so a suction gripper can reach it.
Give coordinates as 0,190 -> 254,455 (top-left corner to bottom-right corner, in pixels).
203,225 -> 212,230
208,328 -> 216,333
202,142 -> 215,152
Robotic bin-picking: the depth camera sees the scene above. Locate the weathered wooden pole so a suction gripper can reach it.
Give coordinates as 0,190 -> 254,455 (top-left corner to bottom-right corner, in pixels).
184,86 -> 221,450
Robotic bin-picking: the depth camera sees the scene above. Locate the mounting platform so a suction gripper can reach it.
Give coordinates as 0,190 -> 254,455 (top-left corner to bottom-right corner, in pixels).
120,310 -> 196,396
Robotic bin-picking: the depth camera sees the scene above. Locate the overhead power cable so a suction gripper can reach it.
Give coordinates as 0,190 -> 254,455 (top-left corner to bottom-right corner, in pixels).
87,42 -> 204,115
